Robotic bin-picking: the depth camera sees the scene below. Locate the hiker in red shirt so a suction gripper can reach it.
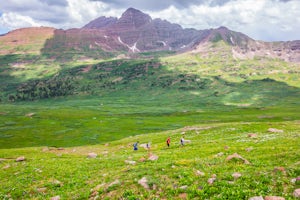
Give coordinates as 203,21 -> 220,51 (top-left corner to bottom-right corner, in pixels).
166,136 -> 171,147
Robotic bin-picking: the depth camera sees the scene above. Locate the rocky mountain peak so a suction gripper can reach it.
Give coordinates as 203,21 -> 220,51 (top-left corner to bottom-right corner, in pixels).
216,26 -> 229,31
118,7 -> 152,28
83,16 -> 117,29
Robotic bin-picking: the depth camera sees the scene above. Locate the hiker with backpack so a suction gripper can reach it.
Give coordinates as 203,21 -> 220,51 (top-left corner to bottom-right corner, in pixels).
180,136 -> 185,146
166,136 -> 171,147
133,141 -> 139,150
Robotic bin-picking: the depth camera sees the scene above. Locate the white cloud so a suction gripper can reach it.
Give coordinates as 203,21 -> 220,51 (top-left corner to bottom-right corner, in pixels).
148,0 -> 300,41
0,12 -> 41,30
65,0 -> 122,28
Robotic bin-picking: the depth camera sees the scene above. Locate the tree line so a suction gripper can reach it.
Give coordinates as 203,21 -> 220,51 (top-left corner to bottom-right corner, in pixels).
8,76 -> 75,102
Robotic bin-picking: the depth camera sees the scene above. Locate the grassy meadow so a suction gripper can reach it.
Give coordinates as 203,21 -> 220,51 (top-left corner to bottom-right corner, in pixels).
0,44 -> 300,199
0,120 -> 299,199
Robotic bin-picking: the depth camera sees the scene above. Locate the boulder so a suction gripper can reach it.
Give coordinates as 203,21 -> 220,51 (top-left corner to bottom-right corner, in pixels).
195,170 -> 205,176
37,187 -> 47,193
264,196 -> 285,200
139,143 -> 148,148
248,133 -> 258,138
179,185 -> 188,190
208,177 -> 216,185
248,196 -> 264,200
178,193 -> 187,199
293,188 -> 300,197
125,160 -> 136,165
50,196 -> 60,200
232,172 -> 242,179
87,152 -> 97,158
226,153 -> 250,164
16,156 -> 26,162
3,164 -> 10,169
138,177 -> 149,189
107,179 -> 120,188
208,174 -> 217,185
268,128 -> 283,133
25,113 -> 35,117
215,152 -> 224,157
148,154 -> 159,161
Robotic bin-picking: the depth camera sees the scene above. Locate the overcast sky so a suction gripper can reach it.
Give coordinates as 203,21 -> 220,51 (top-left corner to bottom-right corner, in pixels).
0,0 -> 299,41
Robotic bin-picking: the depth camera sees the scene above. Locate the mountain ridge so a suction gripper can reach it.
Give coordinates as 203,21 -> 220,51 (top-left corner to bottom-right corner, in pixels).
0,8 -> 299,62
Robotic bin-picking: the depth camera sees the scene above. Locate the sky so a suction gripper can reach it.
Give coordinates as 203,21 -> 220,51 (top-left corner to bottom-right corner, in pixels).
0,0 -> 299,41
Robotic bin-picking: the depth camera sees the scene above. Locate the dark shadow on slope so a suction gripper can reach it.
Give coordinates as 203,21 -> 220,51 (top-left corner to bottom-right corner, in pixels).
40,29 -> 118,61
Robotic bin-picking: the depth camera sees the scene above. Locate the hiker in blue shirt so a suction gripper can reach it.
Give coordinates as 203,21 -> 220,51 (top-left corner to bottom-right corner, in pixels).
133,141 -> 139,150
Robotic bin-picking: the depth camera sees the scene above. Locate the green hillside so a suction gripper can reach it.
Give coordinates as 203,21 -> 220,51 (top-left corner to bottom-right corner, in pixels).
1,121 -> 299,199
0,41 -> 300,199
1,48 -> 300,148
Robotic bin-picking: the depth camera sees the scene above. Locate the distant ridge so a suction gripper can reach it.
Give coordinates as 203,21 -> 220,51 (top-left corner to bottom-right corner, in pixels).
0,8 -> 299,62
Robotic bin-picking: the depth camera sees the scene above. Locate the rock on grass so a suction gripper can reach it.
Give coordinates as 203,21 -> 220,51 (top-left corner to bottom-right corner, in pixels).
248,133 -> 257,138
249,196 -> 264,200
232,172 -> 242,180
87,152 -> 97,158
215,152 -> 224,157
25,113 -> 35,117
125,160 -> 136,165
50,196 -> 60,200
16,156 -> 26,162
138,177 -> 149,189
148,154 -> 159,161
207,174 -> 217,185
3,164 -> 10,169
178,193 -> 187,199
195,170 -> 205,176
179,185 -> 188,190
226,153 -> 250,164
107,179 -> 120,188
268,128 -> 283,133
264,196 -> 285,200
37,187 -> 47,193
293,188 -> 300,197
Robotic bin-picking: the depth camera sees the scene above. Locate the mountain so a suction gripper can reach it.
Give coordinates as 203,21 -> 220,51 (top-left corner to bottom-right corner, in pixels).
0,8 -> 299,62
39,7 -> 204,56
83,16 -> 118,29
192,26 -> 300,62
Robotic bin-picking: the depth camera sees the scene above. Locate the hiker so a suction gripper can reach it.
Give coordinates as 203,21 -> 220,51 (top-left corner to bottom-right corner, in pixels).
180,136 -> 185,146
133,141 -> 139,151
166,136 -> 171,147
146,142 -> 151,150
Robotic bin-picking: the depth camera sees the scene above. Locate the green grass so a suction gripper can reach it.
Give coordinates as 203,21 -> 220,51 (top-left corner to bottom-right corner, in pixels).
0,121 -> 299,199
1,42 -> 300,199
